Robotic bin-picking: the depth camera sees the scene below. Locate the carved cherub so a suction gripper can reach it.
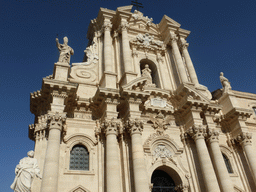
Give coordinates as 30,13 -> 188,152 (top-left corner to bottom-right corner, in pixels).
148,112 -> 172,134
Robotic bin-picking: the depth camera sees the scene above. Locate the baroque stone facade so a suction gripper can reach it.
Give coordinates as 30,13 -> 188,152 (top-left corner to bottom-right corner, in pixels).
29,5 -> 256,192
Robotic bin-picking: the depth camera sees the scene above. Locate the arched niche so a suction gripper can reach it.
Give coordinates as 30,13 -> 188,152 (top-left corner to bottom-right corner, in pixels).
140,59 -> 161,88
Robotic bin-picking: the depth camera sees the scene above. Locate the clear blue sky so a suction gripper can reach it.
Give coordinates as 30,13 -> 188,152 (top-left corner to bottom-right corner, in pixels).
1,0 -> 256,191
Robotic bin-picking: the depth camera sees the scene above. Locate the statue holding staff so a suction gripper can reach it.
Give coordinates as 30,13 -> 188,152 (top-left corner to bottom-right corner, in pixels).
56,36 -> 74,64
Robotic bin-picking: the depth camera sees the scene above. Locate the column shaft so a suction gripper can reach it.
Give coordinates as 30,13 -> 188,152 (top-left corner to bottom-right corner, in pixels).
193,136 -> 220,192
181,46 -> 199,85
243,143 -> 256,184
40,128 -> 61,192
131,133 -> 149,192
104,25 -> 113,72
209,141 -> 233,192
170,34 -> 188,83
121,28 -> 132,72
105,133 -> 122,192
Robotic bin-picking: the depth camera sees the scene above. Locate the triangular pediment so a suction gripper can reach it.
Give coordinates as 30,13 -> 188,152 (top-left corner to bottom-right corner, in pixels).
69,185 -> 90,192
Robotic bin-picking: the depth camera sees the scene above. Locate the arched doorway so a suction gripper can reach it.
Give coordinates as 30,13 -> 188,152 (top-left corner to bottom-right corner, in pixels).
151,170 -> 176,192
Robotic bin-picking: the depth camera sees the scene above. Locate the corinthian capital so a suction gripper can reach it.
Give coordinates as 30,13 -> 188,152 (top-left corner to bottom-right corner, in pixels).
47,112 -> 66,131
179,38 -> 189,50
101,118 -> 122,136
126,118 -> 143,135
188,125 -> 207,141
236,132 -> 252,146
102,20 -> 112,31
119,20 -> 129,31
207,129 -> 219,143
169,32 -> 178,43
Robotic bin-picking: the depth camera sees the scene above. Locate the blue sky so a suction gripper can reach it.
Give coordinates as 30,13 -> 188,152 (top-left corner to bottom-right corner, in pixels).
1,0 -> 256,191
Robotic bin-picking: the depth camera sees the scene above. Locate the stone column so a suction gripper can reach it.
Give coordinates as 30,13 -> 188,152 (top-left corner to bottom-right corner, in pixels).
188,126 -> 220,192
208,130 -> 233,192
103,19 -> 113,72
101,119 -> 122,192
156,52 -> 167,89
40,112 -> 66,192
237,132 -> 256,185
169,32 -> 188,83
120,19 -> 132,73
126,119 -> 149,192
180,38 -> 199,86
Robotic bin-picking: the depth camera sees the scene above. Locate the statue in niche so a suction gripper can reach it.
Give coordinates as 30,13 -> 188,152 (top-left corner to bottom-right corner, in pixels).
142,64 -> 155,87
220,72 -> 232,93
56,36 -> 74,64
11,151 -> 42,192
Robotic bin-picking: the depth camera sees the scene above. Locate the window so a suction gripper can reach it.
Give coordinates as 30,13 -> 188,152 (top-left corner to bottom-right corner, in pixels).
223,153 -> 233,173
70,145 -> 89,170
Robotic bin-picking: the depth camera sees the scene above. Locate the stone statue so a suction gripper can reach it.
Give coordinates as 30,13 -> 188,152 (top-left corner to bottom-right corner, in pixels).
56,36 -> 74,64
11,151 -> 42,192
142,64 -> 152,81
220,72 -> 232,93
142,64 -> 156,87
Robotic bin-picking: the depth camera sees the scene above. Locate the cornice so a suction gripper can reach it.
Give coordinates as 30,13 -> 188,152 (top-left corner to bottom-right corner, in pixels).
222,107 -> 253,123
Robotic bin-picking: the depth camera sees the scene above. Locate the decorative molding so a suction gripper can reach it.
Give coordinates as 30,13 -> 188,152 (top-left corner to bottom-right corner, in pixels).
207,129 -> 219,143
101,118 -> 123,136
69,185 -> 90,192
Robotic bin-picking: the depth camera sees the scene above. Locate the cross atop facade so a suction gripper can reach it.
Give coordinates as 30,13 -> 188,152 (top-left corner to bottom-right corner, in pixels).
131,0 -> 143,11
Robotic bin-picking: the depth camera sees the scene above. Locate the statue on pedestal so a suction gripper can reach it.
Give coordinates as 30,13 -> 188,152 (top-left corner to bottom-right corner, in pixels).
10,151 -> 42,192
56,36 -> 74,64
220,72 -> 232,93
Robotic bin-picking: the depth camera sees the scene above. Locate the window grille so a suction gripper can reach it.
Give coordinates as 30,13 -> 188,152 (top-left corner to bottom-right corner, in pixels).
223,153 -> 233,173
70,145 -> 89,170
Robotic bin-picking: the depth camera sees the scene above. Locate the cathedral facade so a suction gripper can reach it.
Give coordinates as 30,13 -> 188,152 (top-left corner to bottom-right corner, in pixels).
29,5 -> 256,192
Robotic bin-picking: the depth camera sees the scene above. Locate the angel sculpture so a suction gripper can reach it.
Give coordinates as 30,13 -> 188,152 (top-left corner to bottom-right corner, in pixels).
149,112 -> 172,134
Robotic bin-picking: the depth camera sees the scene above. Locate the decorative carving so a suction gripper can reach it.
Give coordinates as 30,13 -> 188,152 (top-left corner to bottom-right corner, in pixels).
131,33 -> 164,49
141,64 -> 156,87
125,118 -> 144,134
119,20 -> 129,31
236,132 -> 252,146
132,10 -> 143,20
169,32 -> 178,43
207,129 -> 219,143
56,36 -> 74,64
180,38 -> 189,50
220,72 -> 232,94
145,16 -> 153,26
101,118 -> 122,136
148,112 -> 172,134
187,125 -> 207,140
11,151 -> 42,192
47,112 -> 66,132
102,20 -> 112,31
153,144 -> 172,158
175,183 -> 189,192
73,34 -> 98,66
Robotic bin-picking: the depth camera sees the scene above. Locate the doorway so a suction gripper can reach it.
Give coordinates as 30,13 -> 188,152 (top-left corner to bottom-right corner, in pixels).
151,170 -> 176,192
